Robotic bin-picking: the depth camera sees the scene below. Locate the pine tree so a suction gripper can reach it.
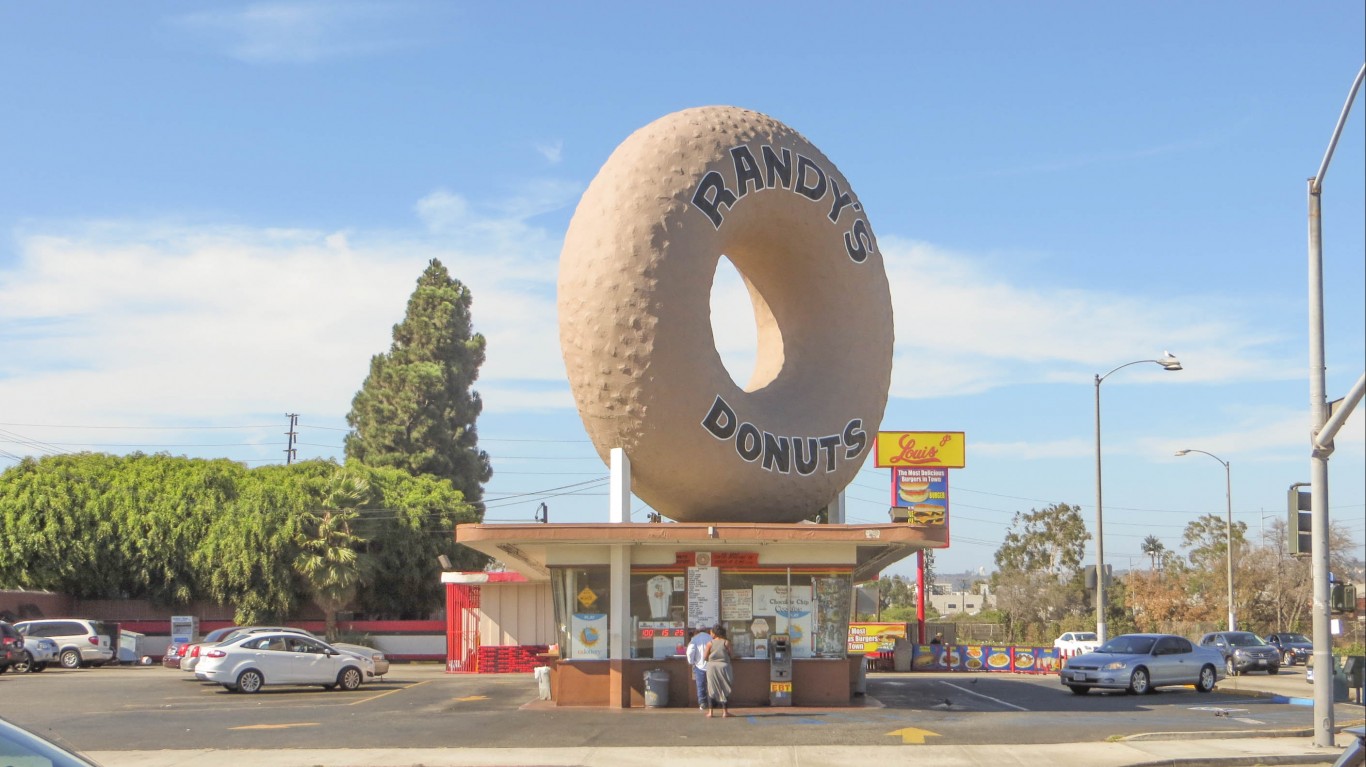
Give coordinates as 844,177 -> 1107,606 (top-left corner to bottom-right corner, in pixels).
344,259 -> 492,507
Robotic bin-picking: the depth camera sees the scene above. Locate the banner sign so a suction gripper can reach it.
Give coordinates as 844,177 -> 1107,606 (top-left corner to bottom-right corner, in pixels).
675,551 -> 759,567
570,613 -> 608,659
752,585 -> 813,658
909,644 -> 1061,674
875,432 -> 966,469
891,466 -> 949,528
847,622 -> 908,653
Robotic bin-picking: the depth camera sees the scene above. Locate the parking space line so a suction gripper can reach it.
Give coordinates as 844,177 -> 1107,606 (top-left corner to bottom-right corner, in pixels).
939,681 -> 1030,711
348,679 -> 431,706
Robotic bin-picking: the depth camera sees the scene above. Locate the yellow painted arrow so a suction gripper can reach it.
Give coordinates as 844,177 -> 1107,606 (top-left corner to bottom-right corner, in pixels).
453,695 -> 489,702
886,727 -> 940,744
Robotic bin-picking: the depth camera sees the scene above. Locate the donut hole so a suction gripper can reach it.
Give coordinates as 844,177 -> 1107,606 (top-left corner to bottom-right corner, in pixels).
709,254 -> 783,392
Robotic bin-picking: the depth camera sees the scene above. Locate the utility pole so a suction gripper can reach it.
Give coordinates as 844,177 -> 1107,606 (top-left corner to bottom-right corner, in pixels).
284,413 -> 299,465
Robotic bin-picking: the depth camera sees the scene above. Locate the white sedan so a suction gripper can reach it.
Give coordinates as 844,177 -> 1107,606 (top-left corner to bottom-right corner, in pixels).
1054,631 -> 1101,655
195,631 -> 374,693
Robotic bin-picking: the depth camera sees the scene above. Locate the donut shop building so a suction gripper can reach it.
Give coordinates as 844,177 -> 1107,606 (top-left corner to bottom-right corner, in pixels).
453,519 -> 944,708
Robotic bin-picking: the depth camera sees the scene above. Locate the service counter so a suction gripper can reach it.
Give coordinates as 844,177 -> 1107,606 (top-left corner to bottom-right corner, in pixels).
548,656 -> 863,708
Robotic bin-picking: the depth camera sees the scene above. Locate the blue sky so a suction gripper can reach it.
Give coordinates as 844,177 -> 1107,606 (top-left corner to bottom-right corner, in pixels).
1,2 -> 1362,579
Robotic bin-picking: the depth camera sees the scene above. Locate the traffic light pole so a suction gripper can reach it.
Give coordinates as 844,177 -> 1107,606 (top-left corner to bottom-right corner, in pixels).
1304,63 -> 1364,749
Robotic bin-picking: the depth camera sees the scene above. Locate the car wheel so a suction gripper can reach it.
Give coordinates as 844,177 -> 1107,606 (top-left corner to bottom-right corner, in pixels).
1068,685 -> 1089,695
337,667 -> 362,691
12,651 -> 33,673
1225,657 -> 1237,677
1127,668 -> 1150,695
1283,651 -> 1295,666
59,649 -> 82,669
1196,665 -> 1217,693
1267,665 -> 1279,675
32,662 -> 46,672
236,669 -> 264,694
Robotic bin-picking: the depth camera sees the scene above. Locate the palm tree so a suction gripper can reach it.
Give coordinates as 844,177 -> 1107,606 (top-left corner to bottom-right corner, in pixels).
1141,535 -> 1166,571
295,469 -> 371,641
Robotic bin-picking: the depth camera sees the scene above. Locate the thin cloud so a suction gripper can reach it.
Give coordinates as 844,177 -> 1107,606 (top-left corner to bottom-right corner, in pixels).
534,140 -> 564,165
880,238 -> 1296,399
0,208 -> 1334,445
171,1 -> 414,63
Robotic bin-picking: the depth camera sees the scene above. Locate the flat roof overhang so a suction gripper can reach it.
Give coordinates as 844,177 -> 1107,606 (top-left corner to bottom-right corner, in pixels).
455,522 -> 947,582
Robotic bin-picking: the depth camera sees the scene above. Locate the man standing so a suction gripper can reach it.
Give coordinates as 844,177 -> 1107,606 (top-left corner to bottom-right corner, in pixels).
685,626 -> 711,710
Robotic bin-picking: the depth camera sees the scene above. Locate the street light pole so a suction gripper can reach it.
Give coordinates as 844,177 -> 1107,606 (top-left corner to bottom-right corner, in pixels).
1094,352 -> 1182,644
1176,449 -> 1235,631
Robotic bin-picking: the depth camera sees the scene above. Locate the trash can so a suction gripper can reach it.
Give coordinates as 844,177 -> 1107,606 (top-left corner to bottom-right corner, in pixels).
892,638 -> 913,672
533,666 -> 552,700
644,669 -> 670,708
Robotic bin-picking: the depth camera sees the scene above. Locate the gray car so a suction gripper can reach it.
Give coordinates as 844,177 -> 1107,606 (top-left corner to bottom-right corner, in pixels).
1198,631 -> 1280,676
14,635 -> 60,672
1059,633 -> 1224,695
1264,632 -> 1313,666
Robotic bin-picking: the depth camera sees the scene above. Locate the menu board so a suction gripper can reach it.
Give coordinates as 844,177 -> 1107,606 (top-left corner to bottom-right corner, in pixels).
687,566 -> 719,628
721,589 -> 753,621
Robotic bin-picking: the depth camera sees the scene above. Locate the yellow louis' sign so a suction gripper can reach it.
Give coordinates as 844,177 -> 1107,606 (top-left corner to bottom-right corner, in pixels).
875,432 -> 965,469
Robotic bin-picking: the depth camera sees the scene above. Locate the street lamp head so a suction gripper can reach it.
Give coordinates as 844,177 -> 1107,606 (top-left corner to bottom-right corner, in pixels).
1175,449 -> 1191,456
1160,352 -> 1182,371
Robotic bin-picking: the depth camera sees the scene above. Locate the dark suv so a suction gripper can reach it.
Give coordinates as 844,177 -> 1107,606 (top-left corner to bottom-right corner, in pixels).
0,621 -> 24,673
1199,631 -> 1281,676
1264,632 -> 1312,666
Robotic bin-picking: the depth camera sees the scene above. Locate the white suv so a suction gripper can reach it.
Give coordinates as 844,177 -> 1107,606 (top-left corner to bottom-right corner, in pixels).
14,619 -> 116,669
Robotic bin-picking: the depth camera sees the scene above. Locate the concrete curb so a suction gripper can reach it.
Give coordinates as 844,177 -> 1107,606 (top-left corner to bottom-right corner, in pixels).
1126,757 -> 1335,766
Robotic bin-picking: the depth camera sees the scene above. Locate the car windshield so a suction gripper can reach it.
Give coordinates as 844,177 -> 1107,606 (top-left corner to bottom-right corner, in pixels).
1227,633 -> 1265,647
1283,634 -> 1310,643
1074,633 -> 1098,642
1098,636 -> 1155,654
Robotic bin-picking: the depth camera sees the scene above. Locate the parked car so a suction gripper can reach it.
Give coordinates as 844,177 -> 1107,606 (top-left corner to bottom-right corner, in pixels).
1265,632 -> 1313,666
13,619 -> 115,669
1198,631 -> 1281,676
0,621 -> 25,673
194,631 -> 374,693
1059,633 -> 1224,695
179,626 -> 242,672
0,714 -> 103,767
1053,631 -> 1101,655
13,635 -> 60,673
332,642 -> 390,676
162,641 -> 187,669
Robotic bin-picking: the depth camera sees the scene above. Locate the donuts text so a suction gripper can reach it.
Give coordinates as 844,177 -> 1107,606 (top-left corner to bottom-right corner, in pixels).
701,395 -> 868,475
690,144 -> 876,263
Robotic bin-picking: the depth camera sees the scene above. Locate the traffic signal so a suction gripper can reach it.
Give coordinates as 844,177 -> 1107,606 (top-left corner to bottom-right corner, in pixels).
1287,485 -> 1312,556
1331,582 -> 1357,614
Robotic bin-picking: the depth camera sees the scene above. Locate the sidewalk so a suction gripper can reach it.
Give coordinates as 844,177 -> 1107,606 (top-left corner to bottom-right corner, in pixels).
85,735 -> 1356,767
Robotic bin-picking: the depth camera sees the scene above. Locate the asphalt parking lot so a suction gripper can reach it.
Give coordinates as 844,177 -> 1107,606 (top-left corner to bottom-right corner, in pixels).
0,663 -> 1361,753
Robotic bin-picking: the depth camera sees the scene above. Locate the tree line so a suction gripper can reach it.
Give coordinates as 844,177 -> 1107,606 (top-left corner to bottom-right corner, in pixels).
0,259 -> 494,632
875,502 -> 1362,647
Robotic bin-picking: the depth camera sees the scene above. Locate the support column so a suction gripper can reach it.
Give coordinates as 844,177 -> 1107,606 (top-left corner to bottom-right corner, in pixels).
610,448 -> 631,524
608,543 -> 631,708
825,491 -> 846,524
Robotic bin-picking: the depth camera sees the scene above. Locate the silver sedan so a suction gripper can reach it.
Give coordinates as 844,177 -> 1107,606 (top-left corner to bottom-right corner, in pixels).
1059,633 -> 1224,695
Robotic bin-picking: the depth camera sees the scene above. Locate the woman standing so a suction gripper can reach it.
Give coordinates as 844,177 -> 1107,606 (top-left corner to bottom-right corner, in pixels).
704,623 -> 734,718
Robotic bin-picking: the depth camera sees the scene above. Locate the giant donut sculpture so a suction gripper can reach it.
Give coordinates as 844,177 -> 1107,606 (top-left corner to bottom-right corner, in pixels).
558,106 -> 894,524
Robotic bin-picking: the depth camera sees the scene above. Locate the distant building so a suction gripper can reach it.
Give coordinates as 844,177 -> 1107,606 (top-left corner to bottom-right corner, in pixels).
927,581 -> 994,616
